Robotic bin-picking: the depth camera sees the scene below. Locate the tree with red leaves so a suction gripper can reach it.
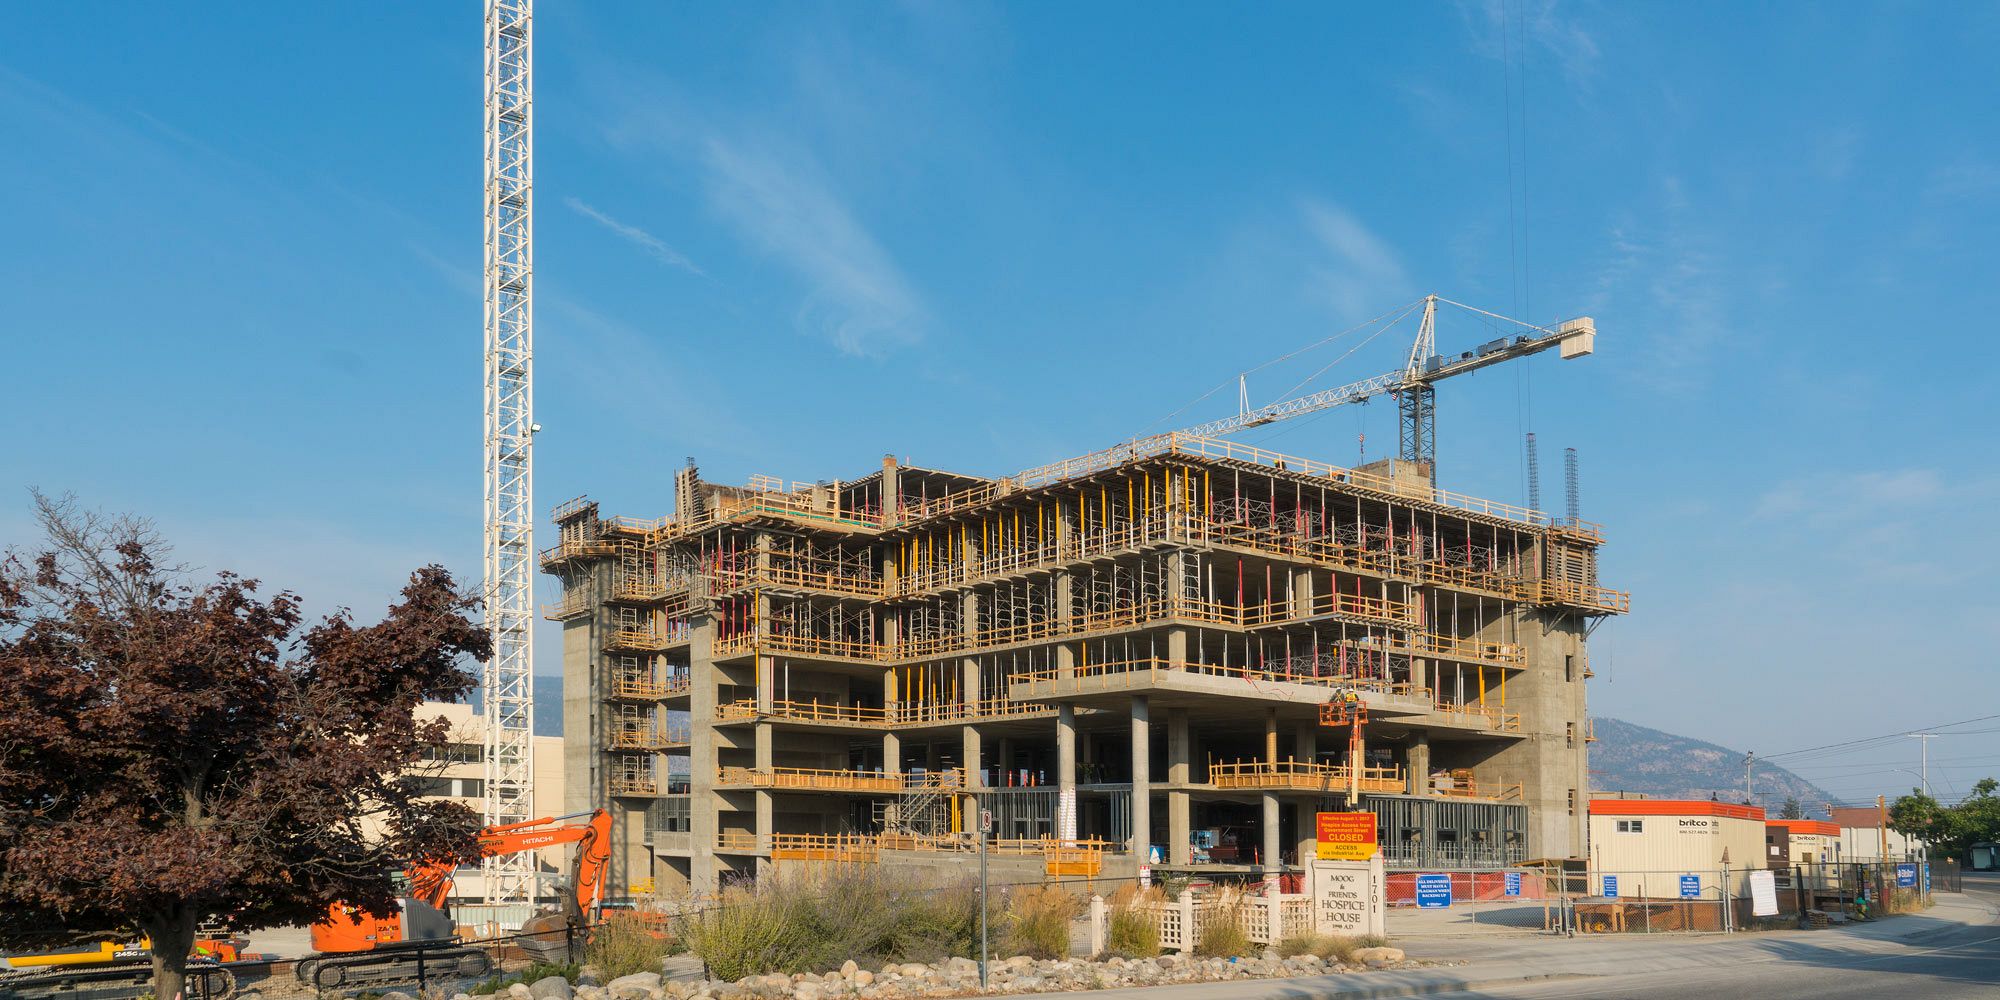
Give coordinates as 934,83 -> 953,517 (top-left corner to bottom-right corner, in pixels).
0,493 -> 493,1000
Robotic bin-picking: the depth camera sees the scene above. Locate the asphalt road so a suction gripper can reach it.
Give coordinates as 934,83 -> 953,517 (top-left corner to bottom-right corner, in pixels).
1429,872 -> 2000,1000
1033,874 -> 2000,1000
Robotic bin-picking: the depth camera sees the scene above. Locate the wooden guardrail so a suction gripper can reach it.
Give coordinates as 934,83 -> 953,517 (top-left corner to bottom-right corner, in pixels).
1208,758 -> 1405,793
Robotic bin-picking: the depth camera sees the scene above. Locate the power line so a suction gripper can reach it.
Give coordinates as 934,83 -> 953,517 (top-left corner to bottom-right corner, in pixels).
1760,713 -> 2000,763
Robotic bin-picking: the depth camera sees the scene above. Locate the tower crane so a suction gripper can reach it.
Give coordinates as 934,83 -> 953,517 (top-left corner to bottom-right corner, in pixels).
1013,295 -> 1596,500
1176,295 -> 1595,477
482,0 -> 537,906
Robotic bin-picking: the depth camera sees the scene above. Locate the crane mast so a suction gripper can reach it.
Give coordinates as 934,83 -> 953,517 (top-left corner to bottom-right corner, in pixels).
481,0 -> 536,907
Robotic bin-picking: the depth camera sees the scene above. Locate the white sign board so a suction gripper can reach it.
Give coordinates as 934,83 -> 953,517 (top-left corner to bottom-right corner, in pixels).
1748,869 -> 1779,917
1310,857 -> 1386,937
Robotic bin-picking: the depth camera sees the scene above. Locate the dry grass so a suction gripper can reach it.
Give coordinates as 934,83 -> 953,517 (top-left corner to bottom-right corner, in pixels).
681,868 -> 984,981
1193,887 -> 1251,959
586,914 -> 675,980
1105,886 -> 1162,958
1004,883 -> 1082,959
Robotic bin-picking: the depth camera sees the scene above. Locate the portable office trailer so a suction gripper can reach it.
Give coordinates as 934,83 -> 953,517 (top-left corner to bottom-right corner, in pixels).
1587,799 -> 1766,898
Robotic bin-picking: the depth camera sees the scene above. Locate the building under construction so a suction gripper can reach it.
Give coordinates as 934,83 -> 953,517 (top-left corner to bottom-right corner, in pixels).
543,422 -> 1627,895
543,299 -> 1624,895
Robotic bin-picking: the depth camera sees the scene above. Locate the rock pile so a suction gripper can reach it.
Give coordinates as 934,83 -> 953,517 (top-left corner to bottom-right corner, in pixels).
433,947 -> 1413,1000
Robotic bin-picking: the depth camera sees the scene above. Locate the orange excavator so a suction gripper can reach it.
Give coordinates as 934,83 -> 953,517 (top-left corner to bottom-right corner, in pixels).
297,809 -> 612,990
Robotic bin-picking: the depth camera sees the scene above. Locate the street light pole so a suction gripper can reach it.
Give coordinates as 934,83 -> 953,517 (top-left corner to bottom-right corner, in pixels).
1908,734 -> 1938,795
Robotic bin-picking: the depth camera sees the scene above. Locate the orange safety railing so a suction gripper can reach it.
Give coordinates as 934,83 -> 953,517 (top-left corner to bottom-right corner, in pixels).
714,563 -> 887,599
537,538 -> 616,566
609,722 -> 691,751
541,591 -> 594,621
889,698 -> 1058,726
1399,633 -> 1526,667
660,488 -> 885,543
713,631 -> 890,662
714,831 -> 762,853
611,673 -> 691,699
716,766 -> 962,794
1435,701 -> 1523,732
773,833 -> 881,862
717,699 -> 892,727
1431,777 -> 1524,802
1208,758 -> 1406,794
1418,560 -> 1542,602
1008,657 -> 1431,701
612,575 -> 668,602
609,774 -> 659,796
1536,580 -> 1632,614
606,627 -> 671,651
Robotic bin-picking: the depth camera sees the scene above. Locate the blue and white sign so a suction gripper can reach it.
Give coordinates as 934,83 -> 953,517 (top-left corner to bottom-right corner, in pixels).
1602,875 -> 1620,899
1504,871 -> 1522,897
1679,875 -> 1701,899
1415,873 -> 1453,908
1896,863 -> 1918,888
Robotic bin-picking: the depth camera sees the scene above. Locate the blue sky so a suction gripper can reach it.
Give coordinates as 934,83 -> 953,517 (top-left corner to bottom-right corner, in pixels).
4,3 -> 1997,809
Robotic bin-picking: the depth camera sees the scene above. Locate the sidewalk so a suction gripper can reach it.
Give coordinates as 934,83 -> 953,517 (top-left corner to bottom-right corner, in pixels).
1018,888 -> 1999,1000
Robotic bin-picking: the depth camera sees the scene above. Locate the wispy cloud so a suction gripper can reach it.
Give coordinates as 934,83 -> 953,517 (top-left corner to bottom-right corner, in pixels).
563,196 -> 706,277
1754,469 -> 1949,523
699,135 -> 925,356
1750,469 -> 1997,583
1460,0 -> 1601,89
1300,200 -> 1410,320
1585,176 -> 1730,392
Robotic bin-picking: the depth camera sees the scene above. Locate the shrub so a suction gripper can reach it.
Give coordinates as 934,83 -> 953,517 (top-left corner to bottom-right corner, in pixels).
468,962 -> 581,995
1003,884 -> 1081,960
1274,934 -> 1319,959
1105,888 -> 1161,959
1193,890 -> 1250,959
586,913 -> 677,980
683,867 -> 985,981
1274,933 -> 1362,964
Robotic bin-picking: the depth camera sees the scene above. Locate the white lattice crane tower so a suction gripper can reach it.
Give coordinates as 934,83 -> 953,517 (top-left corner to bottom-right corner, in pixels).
482,0 -> 536,906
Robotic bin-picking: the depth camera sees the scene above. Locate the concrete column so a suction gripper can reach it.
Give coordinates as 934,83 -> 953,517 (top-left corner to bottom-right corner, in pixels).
754,720 -> 774,868
1292,567 -> 1315,619
1131,695 -> 1151,859
962,655 -> 983,786
1295,720 -> 1318,763
1264,708 -> 1279,766
881,454 -> 901,526
755,654 -> 775,712
1262,792 -> 1282,873
1294,799 -> 1318,869
1057,703 -> 1078,841
884,671 -> 901,775
1167,626 -> 1188,665
1168,707 -> 1191,864
687,621 -> 721,895
1409,731 -> 1431,796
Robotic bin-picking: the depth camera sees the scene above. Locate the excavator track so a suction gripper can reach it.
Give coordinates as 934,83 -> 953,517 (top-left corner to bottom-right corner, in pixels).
0,960 -> 235,1000
293,946 -> 492,994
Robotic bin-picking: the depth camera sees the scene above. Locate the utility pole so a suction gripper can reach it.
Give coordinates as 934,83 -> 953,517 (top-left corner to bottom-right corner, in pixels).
1878,795 -> 1889,863
1908,734 -> 1939,795
1743,752 -> 1754,805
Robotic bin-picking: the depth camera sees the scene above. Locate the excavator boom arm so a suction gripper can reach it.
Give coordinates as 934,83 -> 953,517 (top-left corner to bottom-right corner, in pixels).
402,809 -> 612,913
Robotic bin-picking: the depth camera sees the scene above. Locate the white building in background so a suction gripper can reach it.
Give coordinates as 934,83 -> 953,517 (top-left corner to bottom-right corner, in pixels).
1828,806 -> 1921,863
409,702 -> 567,903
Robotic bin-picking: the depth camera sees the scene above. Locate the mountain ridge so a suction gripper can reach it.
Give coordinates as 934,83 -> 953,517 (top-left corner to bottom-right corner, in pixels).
1591,716 -> 1839,816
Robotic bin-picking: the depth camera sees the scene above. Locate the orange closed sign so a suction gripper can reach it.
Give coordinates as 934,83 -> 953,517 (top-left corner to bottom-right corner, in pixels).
1316,812 -> 1378,860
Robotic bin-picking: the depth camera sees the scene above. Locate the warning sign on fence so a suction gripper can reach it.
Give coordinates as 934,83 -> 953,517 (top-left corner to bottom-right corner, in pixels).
1315,811 -> 1378,860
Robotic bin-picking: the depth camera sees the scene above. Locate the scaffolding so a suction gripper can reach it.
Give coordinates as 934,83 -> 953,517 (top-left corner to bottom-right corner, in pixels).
550,432 -> 1623,886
